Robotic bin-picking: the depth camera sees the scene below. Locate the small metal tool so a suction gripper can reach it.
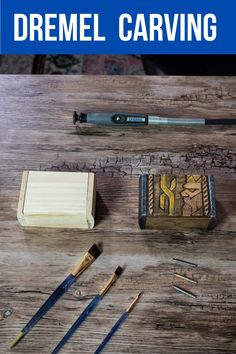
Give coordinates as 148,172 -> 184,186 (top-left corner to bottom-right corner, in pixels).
174,273 -> 198,284
173,258 -> 198,267
174,286 -> 197,299
73,111 -> 236,126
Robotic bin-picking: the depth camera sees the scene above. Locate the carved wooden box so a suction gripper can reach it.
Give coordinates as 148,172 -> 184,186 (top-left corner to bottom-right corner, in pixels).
139,174 -> 216,230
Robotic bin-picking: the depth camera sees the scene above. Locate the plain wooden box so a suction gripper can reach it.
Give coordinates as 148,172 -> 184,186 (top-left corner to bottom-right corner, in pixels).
17,171 -> 96,229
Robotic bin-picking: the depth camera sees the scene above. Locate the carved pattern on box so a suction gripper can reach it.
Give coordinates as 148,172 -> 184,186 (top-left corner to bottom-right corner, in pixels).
181,175 -> 203,217
140,174 -> 216,230
202,176 -> 210,216
148,175 -> 154,216
160,175 -> 177,216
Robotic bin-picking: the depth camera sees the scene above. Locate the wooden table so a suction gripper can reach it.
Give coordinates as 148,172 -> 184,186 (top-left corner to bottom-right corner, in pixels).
0,76 -> 235,354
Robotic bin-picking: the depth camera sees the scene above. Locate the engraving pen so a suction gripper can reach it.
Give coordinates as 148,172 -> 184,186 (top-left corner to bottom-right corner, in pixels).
73,112 -> 236,126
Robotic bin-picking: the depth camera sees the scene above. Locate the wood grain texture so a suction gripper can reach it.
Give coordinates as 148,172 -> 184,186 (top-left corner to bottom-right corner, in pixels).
0,75 -> 235,354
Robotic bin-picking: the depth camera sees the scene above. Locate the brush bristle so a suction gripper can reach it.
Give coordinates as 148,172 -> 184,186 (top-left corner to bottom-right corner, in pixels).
115,266 -> 123,276
88,244 -> 101,259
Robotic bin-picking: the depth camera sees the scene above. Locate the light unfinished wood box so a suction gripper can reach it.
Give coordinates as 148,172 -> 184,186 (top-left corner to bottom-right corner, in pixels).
17,171 -> 96,229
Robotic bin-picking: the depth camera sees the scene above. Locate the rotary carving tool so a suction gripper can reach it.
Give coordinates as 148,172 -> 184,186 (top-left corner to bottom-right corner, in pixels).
73,112 -> 236,126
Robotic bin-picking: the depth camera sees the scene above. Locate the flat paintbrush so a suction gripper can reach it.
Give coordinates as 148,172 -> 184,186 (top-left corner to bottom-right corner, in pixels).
10,244 -> 101,349
51,266 -> 123,354
93,292 -> 142,354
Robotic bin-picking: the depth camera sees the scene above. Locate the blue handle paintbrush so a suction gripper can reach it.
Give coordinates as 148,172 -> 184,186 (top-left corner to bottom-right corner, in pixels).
10,244 -> 101,348
94,292 -> 142,354
51,266 -> 123,354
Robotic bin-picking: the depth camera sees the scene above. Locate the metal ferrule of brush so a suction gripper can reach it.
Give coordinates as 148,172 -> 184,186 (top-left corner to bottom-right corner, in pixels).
126,292 -> 142,313
71,244 -> 101,278
71,252 -> 95,278
99,266 -> 123,297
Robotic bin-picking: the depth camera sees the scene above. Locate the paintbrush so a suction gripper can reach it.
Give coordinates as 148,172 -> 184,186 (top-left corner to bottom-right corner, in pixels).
10,244 -> 101,349
51,266 -> 123,354
94,292 -> 142,354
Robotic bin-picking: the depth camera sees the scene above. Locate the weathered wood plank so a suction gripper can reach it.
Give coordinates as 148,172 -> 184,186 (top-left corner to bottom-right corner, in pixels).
0,76 -> 235,354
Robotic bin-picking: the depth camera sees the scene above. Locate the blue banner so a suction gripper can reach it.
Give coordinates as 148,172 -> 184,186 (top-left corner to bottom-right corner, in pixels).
0,0 -> 235,54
